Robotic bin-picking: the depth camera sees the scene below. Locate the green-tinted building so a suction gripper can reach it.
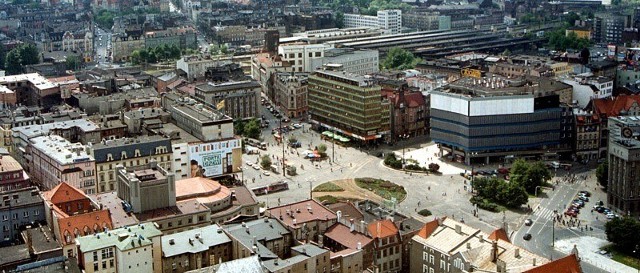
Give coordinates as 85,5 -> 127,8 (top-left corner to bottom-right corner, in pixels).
308,69 -> 389,141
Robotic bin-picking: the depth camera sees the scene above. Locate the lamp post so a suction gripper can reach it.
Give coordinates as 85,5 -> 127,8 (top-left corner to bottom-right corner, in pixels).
535,185 -> 542,197
237,166 -> 244,186
398,134 -> 409,168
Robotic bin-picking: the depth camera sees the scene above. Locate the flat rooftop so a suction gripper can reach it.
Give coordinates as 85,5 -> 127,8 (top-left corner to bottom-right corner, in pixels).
0,73 -> 57,90
13,119 -> 99,139
445,75 -> 534,97
30,135 -> 93,165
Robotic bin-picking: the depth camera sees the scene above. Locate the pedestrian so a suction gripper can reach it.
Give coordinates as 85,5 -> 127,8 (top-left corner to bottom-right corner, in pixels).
418,201 -> 421,206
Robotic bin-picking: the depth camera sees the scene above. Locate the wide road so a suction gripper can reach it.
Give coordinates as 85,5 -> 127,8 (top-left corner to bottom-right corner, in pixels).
512,180 -> 608,273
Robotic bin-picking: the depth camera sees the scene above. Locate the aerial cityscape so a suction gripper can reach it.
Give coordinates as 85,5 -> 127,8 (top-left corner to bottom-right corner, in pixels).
0,0 -> 639,272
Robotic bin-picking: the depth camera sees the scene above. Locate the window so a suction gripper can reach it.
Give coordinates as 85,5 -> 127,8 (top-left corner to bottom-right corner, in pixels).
93,251 -> 98,261
94,262 -> 99,271
440,260 -> 445,269
429,255 -> 434,264
102,261 -> 107,269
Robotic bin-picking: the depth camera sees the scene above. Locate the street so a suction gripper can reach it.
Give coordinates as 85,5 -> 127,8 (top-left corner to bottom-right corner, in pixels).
94,26 -> 111,64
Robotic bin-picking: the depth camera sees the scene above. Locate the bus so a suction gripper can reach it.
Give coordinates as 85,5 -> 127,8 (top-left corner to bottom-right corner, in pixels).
251,181 -> 289,196
244,138 -> 267,150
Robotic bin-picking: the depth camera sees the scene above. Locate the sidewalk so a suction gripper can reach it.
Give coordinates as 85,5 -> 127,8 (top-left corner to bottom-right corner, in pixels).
556,237 -> 635,273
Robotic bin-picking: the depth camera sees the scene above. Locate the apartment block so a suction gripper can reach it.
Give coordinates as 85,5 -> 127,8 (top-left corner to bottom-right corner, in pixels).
308,69 -> 389,142
28,135 -> 96,194
88,136 -> 173,193
75,222 -> 162,273
344,10 -> 402,35
0,155 -> 30,192
0,187 -> 45,243
160,225 -> 232,273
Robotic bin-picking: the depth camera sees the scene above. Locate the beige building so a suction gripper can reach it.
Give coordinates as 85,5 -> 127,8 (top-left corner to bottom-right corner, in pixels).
28,135 -> 96,194
266,199 -> 337,243
160,225 -> 232,273
75,222 -> 162,273
408,218 -> 576,273
88,136 -> 173,193
273,72 -> 309,118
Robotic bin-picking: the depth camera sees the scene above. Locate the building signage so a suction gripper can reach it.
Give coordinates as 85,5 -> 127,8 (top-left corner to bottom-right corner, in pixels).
461,68 -> 482,78
188,139 -> 240,177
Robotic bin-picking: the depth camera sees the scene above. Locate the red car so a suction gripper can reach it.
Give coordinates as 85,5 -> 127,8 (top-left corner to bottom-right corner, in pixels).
564,210 -> 577,217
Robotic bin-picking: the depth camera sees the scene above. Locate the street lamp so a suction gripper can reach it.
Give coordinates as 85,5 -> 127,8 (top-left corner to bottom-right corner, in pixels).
535,185 -> 542,197
237,166 -> 244,186
398,134 -> 409,168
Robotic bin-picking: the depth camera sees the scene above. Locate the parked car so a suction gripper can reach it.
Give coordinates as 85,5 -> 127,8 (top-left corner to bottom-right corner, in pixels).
263,171 -> 270,176
288,142 -> 302,148
524,219 -> 533,226
579,191 -> 591,197
523,233 -> 532,240
252,165 -> 260,170
565,210 -> 577,217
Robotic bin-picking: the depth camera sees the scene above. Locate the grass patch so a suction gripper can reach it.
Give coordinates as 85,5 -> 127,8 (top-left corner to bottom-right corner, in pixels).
315,195 -> 360,205
405,158 -> 419,164
418,209 -> 432,217
603,245 -> 640,270
313,182 -> 344,192
355,177 -> 406,201
470,196 -> 506,212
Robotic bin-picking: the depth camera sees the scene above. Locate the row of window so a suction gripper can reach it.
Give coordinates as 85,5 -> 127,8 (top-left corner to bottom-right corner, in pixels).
1,210 -> 39,221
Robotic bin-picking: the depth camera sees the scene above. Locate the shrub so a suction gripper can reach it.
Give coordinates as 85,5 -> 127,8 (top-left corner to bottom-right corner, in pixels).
418,209 -> 432,216
313,182 -> 345,192
428,163 -> 440,172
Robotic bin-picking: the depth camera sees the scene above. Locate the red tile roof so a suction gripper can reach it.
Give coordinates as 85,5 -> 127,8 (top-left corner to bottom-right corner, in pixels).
367,219 -> 398,239
416,218 -> 442,239
44,182 -> 88,205
488,228 -> 510,243
57,210 -> 113,246
267,199 -> 337,229
326,202 -> 364,223
593,95 -> 640,117
523,254 -> 582,273
324,223 -> 373,250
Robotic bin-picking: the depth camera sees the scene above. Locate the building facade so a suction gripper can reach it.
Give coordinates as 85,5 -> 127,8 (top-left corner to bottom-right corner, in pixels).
160,224 -> 232,273
75,222 -> 162,273
0,187 -> 45,243
193,81 -> 261,120
344,10 -> 402,35
0,155 -> 30,192
308,70 -> 389,142
430,77 -> 565,164
88,136 -> 172,193
116,161 -> 176,214
308,48 -> 379,76
607,116 -> 640,215
273,72 -> 309,118
28,135 -> 96,194
278,44 -> 332,73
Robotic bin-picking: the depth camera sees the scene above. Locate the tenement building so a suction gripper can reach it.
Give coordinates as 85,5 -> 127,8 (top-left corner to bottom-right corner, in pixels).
88,136 -> 173,193
430,76 -> 566,164
607,116 -> 640,215
308,69 -> 390,142
193,80 -> 261,120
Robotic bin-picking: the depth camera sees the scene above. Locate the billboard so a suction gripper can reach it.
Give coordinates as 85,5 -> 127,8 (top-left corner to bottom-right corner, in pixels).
188,139 -> 241,177
607,44 -> 616,59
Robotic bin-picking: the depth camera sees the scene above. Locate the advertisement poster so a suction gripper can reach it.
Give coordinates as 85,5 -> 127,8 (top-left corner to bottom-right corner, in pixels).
189,139 -> 240,177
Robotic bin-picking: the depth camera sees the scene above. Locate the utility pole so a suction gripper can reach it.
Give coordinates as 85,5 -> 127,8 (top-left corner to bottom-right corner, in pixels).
332,126 -> 335,162
551,217 -> 555,260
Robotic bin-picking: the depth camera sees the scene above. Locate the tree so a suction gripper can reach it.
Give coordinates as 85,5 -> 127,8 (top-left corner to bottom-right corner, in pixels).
260,155 -> 272,169
596,161 -> 608,189
234,120 -> 246,136
382,47 -> 420,70
564,12 -> 580,26
4,49 -> 22,75
335,12 -> 344,28
65,55 -> 82,70
19,44 -> 39,66
473,177 -> 528,208
605,217 -> 640,254
510,160 -> 551,194
317,144 -> 327,158
243,119 -> 261,139
503,182 -> 529,208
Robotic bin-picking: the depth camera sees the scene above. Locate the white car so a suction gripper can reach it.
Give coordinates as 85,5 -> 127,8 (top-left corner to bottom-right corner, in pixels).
252,165 -> 260,170
263,171 -> 270,176
245,162 -> 253,166
293,123 -> 302,129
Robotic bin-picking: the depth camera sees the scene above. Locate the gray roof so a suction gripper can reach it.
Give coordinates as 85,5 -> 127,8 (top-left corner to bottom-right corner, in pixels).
76,223 -> 162,253
195,80 -> 261,93
161,225 -> 231,258
262,255 -> 307,272
291,244 -> 328,257
0,244 -> 30,266
90,135 -> 172,162
12,119 -> 99,140
0,187 -> 43,210
21,225 -> 61,255
224,218 -> 290,260
186,256 -> 265,273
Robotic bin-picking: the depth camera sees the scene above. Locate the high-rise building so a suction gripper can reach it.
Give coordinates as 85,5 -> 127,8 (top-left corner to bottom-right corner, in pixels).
344,10 -> 403,34
607,116 -> 640,215
308,69 -> 389,142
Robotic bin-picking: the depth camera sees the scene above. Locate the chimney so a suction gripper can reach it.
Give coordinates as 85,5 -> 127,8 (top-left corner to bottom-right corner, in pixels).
437,217 -> 443,226
455,225 -> 462,234
491,240 -> 498,262
360,220 -> 365,232
467,242 -> 471,249
532,258 -> 536,266
293,219 -> 297,226
377,222 -> 381,236
357,242 -> 362,250
337,210 -> 342,222
514,248 -> 520,258
245,226 -> 250,234
318,235 -> 324,248
252,236 -> 257,246
479,235 -> 484,242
